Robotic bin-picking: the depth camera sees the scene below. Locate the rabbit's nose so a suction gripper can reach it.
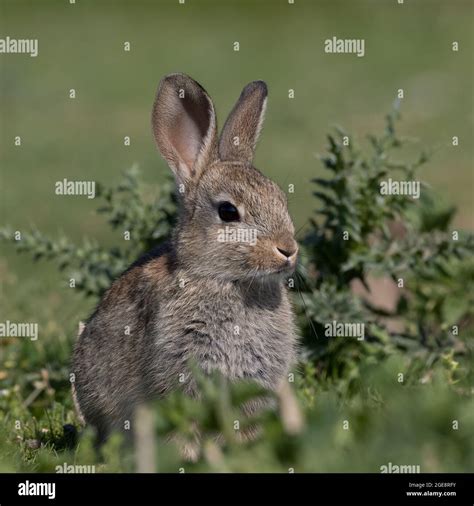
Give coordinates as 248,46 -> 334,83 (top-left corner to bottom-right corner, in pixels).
276,247 -> 293,258
275,242 -> 298,260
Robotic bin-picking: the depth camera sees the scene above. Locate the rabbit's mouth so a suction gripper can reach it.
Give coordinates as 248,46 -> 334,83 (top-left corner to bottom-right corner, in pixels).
276,265 -> 295,275
270,261 -> 297,277
242,262 -> 295,282
273,251 -> 298,275
253,254 -> 298,279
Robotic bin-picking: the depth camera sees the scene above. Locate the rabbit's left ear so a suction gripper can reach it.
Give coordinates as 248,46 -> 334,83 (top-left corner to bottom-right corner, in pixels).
152,73 -> 218,185
219,81 -> 268,164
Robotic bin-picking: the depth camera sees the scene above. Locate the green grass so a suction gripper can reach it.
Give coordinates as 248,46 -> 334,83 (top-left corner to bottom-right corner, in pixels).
1,352 -> 473,473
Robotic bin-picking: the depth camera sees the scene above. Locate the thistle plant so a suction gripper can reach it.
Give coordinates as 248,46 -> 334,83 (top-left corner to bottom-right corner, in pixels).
295,103 -> 474,386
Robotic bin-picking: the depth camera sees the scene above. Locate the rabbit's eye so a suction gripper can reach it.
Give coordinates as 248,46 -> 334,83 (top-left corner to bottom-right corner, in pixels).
218,202 -> 240,222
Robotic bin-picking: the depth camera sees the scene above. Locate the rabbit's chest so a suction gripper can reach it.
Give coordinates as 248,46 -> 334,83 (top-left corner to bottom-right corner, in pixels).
157,284 -> 296,389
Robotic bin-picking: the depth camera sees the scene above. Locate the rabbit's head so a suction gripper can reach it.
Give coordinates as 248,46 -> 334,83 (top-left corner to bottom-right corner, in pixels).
152,73 -> 297,282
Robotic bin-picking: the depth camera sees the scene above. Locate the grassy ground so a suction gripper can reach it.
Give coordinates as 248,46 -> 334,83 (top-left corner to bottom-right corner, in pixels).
0,0 -> 473,473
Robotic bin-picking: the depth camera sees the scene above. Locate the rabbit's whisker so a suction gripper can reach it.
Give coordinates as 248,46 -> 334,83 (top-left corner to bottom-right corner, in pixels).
293,274 -> 319,341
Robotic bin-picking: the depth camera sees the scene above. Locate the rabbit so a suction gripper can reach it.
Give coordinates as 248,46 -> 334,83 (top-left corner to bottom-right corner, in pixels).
72,73 -> 299,445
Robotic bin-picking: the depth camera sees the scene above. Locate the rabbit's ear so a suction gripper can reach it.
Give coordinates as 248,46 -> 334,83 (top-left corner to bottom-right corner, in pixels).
152,74 -> 218,184
218,81 -> 268,164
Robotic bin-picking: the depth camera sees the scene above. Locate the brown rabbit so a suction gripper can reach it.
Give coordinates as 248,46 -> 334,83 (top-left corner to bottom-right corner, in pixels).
72,73 -> 299,443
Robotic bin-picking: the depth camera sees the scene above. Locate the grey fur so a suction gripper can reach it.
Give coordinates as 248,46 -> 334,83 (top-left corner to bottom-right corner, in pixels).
72,74 -> 299,440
